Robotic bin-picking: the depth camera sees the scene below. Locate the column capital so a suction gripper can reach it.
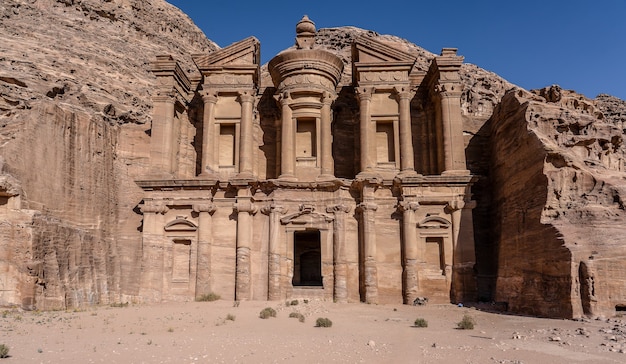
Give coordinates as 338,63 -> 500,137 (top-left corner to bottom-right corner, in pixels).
445,200 -> 464,213
278,91 -> 292,106
326,204 -> 351,214
356,87 -> 374,101
398,200 -> 419,212
234,201 -> 258,214
238,90 -> 255,104
321,91 -> 336,105
261,204 -> 288,215
192,203 -> 217,214
356,202 -> 378,212
153,86 -> 177,103
140,202 -> 169,214
200,88 -> 218,103
393,86 -> 415,101
434,82 -> 463,98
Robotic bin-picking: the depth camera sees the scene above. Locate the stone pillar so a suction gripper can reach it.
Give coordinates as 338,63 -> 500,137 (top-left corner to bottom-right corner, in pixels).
200,89 -> 217,176
446,199 -> 477,303
395,88 -> 417,176
234,193 -> 257,301
151,89 -> 176,174
139,202 -> 169,301
356,87 -> 374,175
319,92 -> 335,179
238,91 -> 255,178
437,83 -> 467,174
193,203 -> 216,299
399,200 -> 420,304
279,92 -> 296,180
327,204 -> 351,303
358,201 -> 378,304
261,204 -> 287,301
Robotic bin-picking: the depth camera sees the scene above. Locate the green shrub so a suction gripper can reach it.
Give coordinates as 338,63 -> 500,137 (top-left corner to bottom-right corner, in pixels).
290,300 -> 299,306
457,314 -> 475,330
196,292 -> 220,302
315,317 -> 332,327
414,318 -> 428,327
289,312 -> 305,322
259,307 -> 277,319
110,302 -> 129,308
0,344 -> 9,358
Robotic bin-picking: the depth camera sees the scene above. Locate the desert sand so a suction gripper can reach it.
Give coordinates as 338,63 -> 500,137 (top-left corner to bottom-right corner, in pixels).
1,300 -> 625,363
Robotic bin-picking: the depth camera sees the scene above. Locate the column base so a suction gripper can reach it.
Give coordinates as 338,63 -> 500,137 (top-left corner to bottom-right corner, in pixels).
197,171 -> 218,179
356,171 -> 383,183
397,169 -> 419,178
278,174 -> 298,182
442,169 -> 470,176
316,174 -> 337,182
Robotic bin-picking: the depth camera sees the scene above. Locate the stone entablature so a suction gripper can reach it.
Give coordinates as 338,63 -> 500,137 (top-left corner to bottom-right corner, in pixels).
136,16 -> 477,305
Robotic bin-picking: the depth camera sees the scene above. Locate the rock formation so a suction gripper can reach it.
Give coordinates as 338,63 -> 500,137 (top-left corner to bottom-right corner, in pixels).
0,0 -> 624,318
0,0 -> 215,309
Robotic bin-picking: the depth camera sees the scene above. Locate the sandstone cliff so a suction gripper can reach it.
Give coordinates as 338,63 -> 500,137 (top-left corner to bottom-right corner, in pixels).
0,0 -> 215,309
1,0 -> 624,317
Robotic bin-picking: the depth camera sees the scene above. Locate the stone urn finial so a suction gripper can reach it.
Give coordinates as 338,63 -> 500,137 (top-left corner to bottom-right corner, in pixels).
295,15 -> 316,49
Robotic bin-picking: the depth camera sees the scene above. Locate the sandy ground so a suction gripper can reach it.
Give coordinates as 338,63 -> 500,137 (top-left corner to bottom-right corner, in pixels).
1,299 -> 625,363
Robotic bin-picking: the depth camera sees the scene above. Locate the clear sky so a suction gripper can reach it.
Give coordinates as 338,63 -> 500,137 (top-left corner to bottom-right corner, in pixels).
166,0 -> 625,100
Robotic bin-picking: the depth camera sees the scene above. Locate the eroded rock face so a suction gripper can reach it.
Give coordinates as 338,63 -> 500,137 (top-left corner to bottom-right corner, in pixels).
0,0 -> 215,308
489,86 -> 625,317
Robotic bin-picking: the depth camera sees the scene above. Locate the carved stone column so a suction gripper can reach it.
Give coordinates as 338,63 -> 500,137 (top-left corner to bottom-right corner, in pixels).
200,89 -> 217,176
279,92 -> 296,180
356,87 -> 374,175
139,202 -> 169,301
238,91 -> 255,178
151,88 -> 176,175
234,196 -> 257,301
437,82 -> 467,174
193,203 -> 216,299
261,204 -> 287,300
319,92 -> 335,179
358,201 -> 378,304
446,199 -> 477,303
395,87 -> 417,176
399,200 -> 420,304
327,204 -> 351,303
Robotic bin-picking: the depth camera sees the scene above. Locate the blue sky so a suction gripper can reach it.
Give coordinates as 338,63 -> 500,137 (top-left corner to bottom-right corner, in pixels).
167,1 -> 625,100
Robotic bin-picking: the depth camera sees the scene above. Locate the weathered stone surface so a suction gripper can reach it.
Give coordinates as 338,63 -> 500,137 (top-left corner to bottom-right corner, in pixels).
489,86 -> 625,318
0,0 -> 624,319
0,0 -> 215,308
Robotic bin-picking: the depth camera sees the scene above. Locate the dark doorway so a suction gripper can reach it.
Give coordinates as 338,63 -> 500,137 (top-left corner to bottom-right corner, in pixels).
293,230 -> 322,286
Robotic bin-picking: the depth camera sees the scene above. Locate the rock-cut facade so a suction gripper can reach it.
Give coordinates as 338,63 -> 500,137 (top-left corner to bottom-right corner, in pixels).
137,16 -> 477,304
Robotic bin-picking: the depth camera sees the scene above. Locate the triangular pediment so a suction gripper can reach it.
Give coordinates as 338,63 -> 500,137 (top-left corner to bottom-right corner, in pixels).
352,36 -> 416,64
193,37 -> 260,71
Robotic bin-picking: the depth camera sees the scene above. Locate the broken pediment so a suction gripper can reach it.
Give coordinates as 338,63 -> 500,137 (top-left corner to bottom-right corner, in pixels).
192,37 -> 260,72
352,36 -> 416,87
417,216 -> 451,229
164,218 -> 198,232
352,36 -> 416,64
280,206 -> 334,225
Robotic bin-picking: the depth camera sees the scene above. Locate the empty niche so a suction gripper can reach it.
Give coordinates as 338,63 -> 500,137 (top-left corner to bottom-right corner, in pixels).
219,124 -> 236,166
425,237 -> 444,274
172,239 -> 191,282
296,118 -> 317,158
376,121 -> 395,163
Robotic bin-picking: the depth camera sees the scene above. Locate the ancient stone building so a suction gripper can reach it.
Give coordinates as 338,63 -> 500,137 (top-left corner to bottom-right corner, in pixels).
136,16 -> 477,304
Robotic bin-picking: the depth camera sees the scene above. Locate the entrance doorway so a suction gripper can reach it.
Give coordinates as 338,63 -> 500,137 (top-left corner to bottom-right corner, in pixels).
292,230 -> 322,286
